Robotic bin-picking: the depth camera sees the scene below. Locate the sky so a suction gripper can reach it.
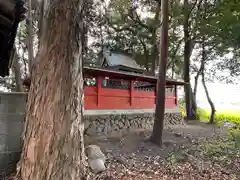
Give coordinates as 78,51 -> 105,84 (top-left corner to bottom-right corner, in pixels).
190,80 -> 240,111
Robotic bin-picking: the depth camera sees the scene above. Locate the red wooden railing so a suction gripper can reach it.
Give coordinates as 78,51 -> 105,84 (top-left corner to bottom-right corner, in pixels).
84,76 -> 177,110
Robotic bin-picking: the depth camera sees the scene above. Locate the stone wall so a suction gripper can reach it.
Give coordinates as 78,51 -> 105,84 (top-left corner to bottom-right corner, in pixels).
0,92 -> 27,177
84,111 -> 183,137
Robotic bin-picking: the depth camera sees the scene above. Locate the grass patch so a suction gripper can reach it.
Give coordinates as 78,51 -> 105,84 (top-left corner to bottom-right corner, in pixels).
179,101 -> 240,126
197,108 -> 240,126
200,138 -> 240,166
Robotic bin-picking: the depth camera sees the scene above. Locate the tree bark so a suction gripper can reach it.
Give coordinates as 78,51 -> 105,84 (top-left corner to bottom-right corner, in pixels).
26,0 -> 34,76
19,0 -> 86,179
150,0 -> 168,146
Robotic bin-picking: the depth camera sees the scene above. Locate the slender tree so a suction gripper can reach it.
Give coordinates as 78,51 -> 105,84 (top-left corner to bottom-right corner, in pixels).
150,0 -> 169,145
12,47 -> 24,92
26,0 -> 34,76
19,0 -> 86,179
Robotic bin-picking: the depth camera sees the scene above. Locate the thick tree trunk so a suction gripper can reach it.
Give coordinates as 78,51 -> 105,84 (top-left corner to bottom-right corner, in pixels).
150,0 -> 168,146
183,0 -> 196,120
19,0 -> 86,179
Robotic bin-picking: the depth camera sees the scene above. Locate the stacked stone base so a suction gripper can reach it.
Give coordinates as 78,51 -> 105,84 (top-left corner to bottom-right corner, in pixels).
84,112 -> 184,137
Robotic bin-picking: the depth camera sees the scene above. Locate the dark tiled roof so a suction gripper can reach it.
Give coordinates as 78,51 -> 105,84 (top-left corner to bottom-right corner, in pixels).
102,50 -> 144,71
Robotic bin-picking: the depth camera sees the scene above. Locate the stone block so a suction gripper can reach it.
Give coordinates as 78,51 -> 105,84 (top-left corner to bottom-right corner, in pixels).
5,134 -> 23,152
6,121 -> 24,136
0,135 -> 7,151
0,134 -> 22,152
0,114 -> 25,123
0,151 -> 21,178
0,122 -> 7,135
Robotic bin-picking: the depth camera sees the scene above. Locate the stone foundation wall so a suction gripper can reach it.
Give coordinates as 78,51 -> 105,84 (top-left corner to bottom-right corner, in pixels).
0,92 -> 27,178
84,112 -> 184,137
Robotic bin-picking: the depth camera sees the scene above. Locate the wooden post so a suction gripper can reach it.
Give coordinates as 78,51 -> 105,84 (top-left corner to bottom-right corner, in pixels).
97,76 -> 102,107
174,85 -> 177,105
130,80 -> 134,106
155,84 -> 157,104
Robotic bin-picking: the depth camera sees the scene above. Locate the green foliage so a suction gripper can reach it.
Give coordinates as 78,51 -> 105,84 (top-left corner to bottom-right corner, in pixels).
178,99 -> 186,117
197,108 -> 210,122
200,138 -> 240,164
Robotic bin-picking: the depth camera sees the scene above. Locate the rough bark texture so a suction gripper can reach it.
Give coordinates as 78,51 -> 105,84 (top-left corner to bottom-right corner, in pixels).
19,0 -> 86,179
150,0 -> 168,146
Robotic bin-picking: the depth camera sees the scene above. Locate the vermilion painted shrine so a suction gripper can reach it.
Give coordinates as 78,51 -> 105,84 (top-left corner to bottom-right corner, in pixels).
82,49 -> 185,111
83,66 -> 184,110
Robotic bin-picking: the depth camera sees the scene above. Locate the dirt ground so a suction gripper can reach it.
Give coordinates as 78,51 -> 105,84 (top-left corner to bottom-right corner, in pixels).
7,121 -> 239,180
87,121 -> 239,180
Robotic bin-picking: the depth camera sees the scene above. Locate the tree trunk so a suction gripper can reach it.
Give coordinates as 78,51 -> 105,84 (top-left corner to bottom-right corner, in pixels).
192,69 -> 201,119
183,0 -> 196,120
12,49 -> 24,92
201,71 -> 216,124
193,70 -> 201,100
150,1 -> 161,74
201,40 -> 216,124
26,0 -> 34,76
150,0 -> 168,146
36,0 -> 44,49
19,0 -> 86,179
171,61 -> 174,79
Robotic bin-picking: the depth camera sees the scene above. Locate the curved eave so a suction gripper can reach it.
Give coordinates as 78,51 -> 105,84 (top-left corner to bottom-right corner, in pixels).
83,66 -> 187,86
